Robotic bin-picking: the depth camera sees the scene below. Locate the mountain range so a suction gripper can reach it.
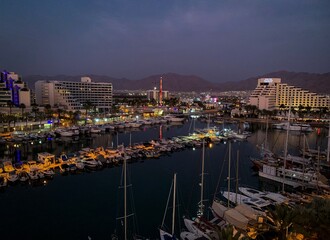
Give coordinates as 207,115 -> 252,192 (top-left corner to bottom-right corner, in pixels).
23,71 -> 330,94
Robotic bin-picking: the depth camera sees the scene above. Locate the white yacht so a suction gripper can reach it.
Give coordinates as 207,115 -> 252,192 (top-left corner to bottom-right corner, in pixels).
272,122 -> 286,129
272,123 -> 313,132
222,191 -> 272,209
282,123 -> 313,132
80,157 -> 102,168
239,187 -> 289,205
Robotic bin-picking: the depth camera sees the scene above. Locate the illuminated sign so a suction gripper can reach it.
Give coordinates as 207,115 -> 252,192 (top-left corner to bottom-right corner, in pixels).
264,78 -> 273,83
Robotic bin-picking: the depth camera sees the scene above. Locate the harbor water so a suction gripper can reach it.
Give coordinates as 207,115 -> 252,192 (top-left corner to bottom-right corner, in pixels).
0,120 -> 328,239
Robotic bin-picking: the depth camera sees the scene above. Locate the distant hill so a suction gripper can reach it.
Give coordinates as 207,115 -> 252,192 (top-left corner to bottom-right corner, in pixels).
24,71 -> 330,94
23,74 -> 130,89
224,71 -> 330,94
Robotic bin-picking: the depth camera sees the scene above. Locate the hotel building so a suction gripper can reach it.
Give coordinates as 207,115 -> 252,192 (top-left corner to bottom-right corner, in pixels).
35,77 -> 113,111
0,70 -> 31,107
249,78 -> 329,111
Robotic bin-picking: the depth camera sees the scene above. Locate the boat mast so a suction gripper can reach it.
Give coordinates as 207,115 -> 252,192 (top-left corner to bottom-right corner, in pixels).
317,146 -> 320,191
228,141 -> 231,207
235,150 -> 239,204
198,138 -> 205,217
302,134 -> 306,190
327,121 -> 330,163
265,117 -> 269,151
124,157 -> 127,240
172,173 -> 177,236
282,101 -> 291,193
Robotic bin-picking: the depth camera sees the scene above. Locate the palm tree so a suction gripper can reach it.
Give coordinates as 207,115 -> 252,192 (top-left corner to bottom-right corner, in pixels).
279,104 -> 286,116
7,100 -> 14,115
213,225 -> 244,240
290,107 -> 297,119
294,198 -> 330,240
260,109 -> 272,118
8,115 -> 18,130
73,110 -> 81,125
19,103 -> 26,121
318,107 -> 328,119
268,204 -> 297,240
31,103 -> 39,120
298,104 -> 304,119
305,105 -> 312,117
271,109 -> 278,118
250,105 -> 258,117
22,112 -> 30,129
82,101 -> 94,125
56,108 -> 64,125
0,113 -> 5,123
44,104 -> 52,117
111,104 -> 120,115
66,111 -> 74,124
244,104 -> 254,117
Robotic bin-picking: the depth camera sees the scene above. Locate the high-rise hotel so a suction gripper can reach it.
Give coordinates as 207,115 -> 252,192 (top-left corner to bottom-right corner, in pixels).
249,78 -> 329,111
35,77 -> 113,111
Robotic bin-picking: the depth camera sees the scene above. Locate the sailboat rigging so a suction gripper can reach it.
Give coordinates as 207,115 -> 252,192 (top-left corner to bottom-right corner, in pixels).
160,173 -> 178,240
282,101 -> 292,192
181,138 -> 219,239
113,156 -> 143,240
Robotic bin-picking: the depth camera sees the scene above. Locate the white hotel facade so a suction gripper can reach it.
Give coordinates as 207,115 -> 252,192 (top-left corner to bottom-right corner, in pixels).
35,77 -> 112,111
249,78 -> 329,111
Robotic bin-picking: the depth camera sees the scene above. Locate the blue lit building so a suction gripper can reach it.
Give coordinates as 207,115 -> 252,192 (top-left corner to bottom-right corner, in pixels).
0,70 -> 31,107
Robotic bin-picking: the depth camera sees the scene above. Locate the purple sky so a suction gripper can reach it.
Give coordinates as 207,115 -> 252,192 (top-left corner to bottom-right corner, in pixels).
1,0 -> 329,82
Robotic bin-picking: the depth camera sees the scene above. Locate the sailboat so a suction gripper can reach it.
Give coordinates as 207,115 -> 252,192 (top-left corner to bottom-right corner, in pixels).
251,117 -> 279,171
258,104 -> 330,191
211,143 -> 269,239
159,173 -> 178,240
113,156 -> 146,240
238,186 -> 289,205
181,139 -> 219,240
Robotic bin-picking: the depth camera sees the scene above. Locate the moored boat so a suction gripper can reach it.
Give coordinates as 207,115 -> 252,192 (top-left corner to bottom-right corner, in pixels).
222,191 -> 272,210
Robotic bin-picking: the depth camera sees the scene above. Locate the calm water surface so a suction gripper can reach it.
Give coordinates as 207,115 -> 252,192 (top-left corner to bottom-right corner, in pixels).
0,120 -> 328,240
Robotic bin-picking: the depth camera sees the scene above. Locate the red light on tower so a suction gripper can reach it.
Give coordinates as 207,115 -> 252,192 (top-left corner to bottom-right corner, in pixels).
159,77 -> 163,106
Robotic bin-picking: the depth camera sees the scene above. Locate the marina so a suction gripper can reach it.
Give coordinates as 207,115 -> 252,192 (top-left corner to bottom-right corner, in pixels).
2,1 -> 330,239
0,118 -> 329,239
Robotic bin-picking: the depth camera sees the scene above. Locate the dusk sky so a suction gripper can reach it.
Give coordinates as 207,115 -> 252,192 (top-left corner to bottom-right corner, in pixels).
1,0 -> 329,82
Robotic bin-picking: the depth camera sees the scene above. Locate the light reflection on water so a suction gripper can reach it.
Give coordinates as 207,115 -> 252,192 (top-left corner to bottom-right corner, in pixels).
0,120 -> 328,239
